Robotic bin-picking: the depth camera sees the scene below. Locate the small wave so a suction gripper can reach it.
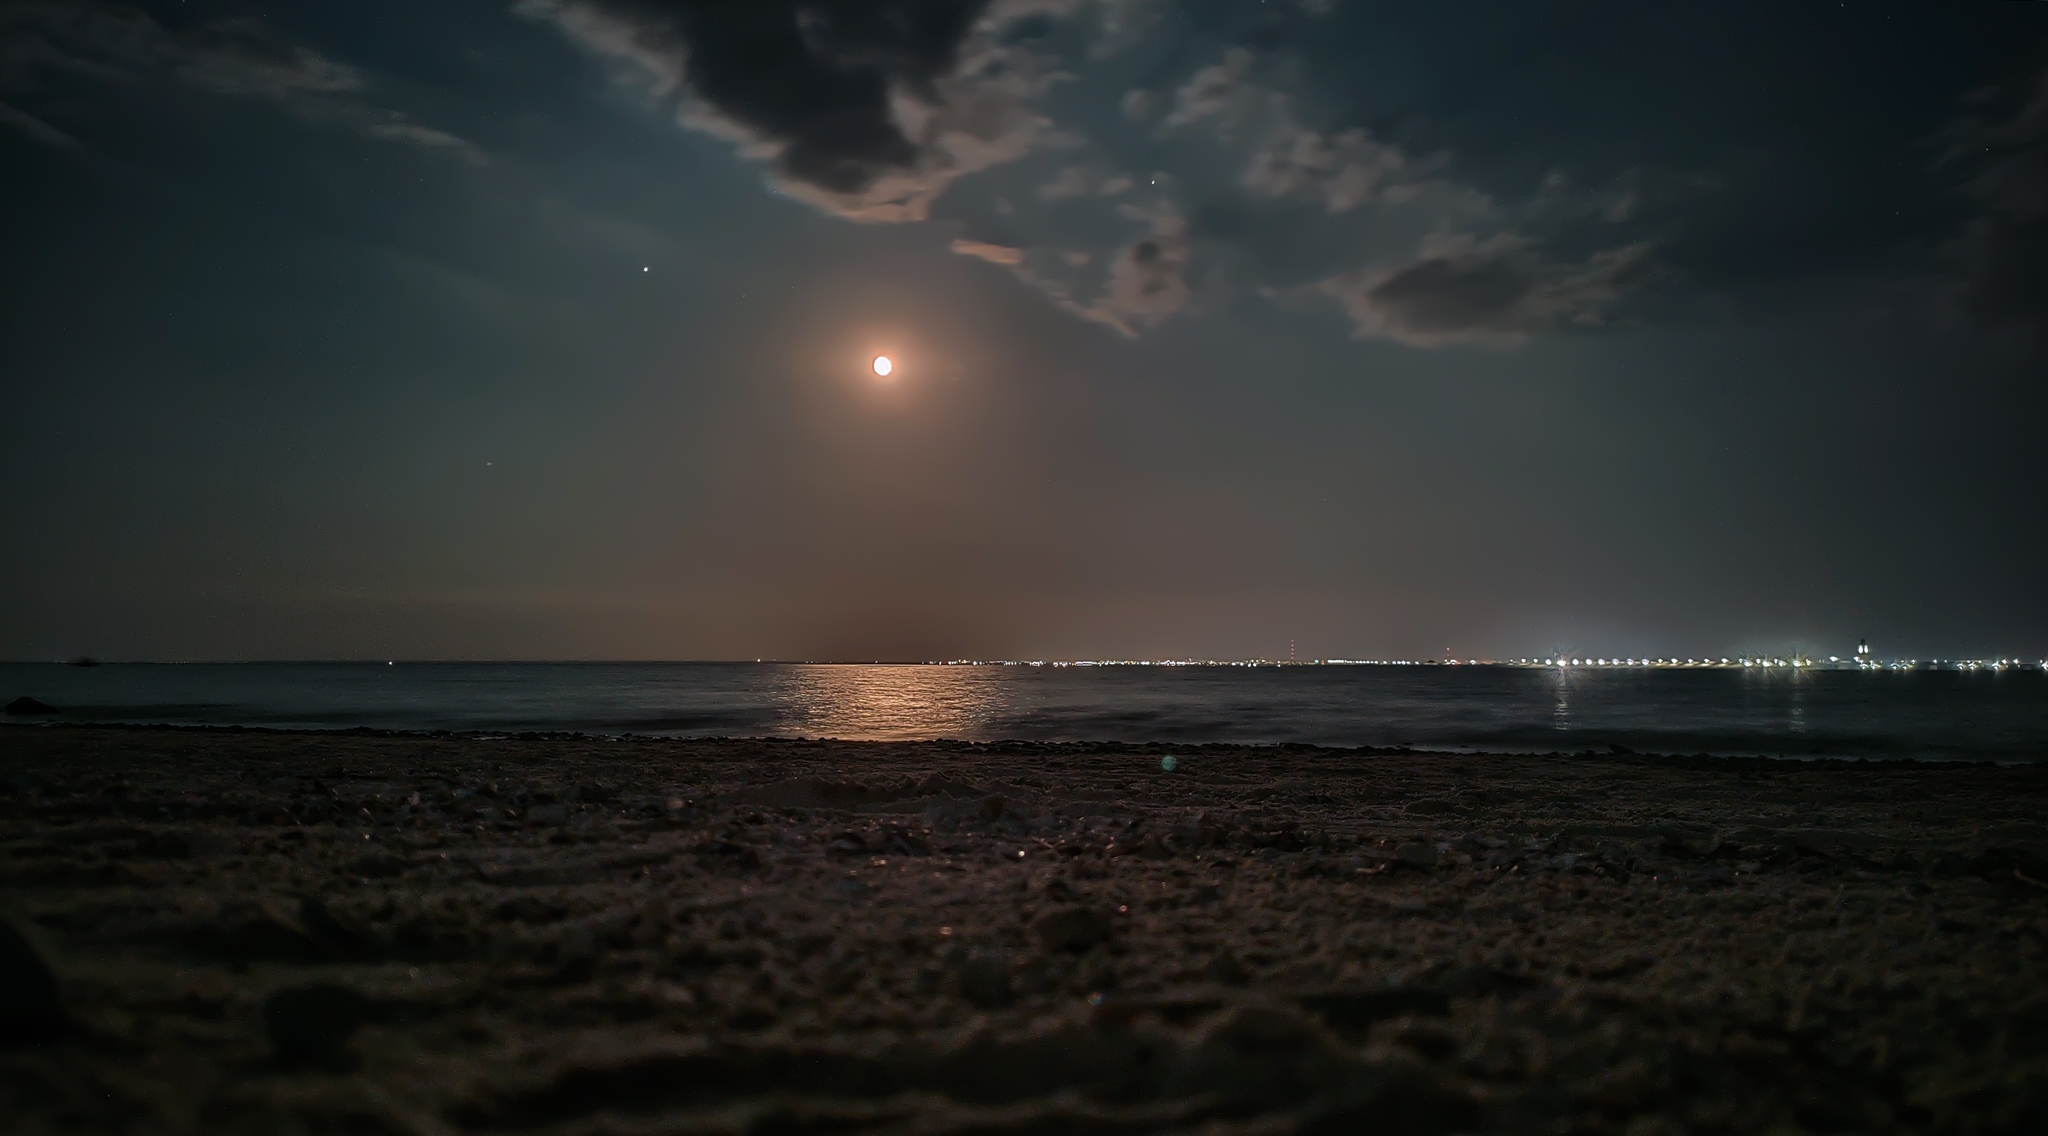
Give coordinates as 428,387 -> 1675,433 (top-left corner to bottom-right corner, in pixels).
5,662 -> 2039,761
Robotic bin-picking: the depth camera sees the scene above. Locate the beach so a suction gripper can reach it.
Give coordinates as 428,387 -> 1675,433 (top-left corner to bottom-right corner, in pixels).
3,725 -> 2045,1134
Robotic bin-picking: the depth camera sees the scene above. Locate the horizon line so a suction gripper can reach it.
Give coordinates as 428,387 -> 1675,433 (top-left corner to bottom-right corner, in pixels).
9,655 -> 2045,668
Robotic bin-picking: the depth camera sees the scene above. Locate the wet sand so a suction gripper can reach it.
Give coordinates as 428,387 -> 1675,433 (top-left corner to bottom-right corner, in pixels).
2,725 -> 2045,1134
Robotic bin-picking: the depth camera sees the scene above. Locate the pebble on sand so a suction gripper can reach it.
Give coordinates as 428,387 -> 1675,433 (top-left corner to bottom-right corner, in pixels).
955,951 -> 1013,1008
1035,906 -> 1114,952
265,985 -> 374,1070
1390,841 -> 1440,870
0,921 -> 68,1044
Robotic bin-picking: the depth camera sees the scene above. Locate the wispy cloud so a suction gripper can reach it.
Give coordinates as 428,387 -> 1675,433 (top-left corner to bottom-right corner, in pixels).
949,238 -> 1026,265
1936,67 -> 2047,348
519,1 -> 1654,347
0,1 -> 482,161
0,97 -> 75,146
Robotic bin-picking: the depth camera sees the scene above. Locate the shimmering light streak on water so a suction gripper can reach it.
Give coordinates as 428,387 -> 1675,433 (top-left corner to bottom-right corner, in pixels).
776,664 -> 1009,741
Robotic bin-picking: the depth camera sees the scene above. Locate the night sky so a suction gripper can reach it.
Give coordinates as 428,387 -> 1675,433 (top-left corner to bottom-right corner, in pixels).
3,1 -> 2044,663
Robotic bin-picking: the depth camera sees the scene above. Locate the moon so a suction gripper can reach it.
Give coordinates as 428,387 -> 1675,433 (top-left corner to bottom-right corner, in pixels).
872,355 -> 893,377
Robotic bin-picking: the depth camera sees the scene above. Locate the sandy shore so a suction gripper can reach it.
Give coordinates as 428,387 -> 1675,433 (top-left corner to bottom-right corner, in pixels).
2,726 -> 2045,1134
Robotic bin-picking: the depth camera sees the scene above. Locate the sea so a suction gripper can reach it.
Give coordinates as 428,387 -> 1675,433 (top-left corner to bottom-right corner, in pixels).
3,662 -> 2045,762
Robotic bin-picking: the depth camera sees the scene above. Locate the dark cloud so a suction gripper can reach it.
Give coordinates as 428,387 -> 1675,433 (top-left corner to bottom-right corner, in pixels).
576,0 -> 987,192
523,2 -> 1666,345
523,0 -> 1053,220
1319,233 -> 1651,347
1088,216 -> 1190,334
1939,68 -> 2048,347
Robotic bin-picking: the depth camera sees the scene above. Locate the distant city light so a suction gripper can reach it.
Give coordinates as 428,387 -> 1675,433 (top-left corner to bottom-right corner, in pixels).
870,654 -> 2045,673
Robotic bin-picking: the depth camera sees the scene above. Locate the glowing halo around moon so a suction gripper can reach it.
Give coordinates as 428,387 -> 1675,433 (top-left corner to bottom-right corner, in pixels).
872,355 -> 894,377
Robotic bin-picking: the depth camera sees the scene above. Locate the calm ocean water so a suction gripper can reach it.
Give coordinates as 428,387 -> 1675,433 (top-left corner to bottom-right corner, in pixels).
3,662 -> 2045,761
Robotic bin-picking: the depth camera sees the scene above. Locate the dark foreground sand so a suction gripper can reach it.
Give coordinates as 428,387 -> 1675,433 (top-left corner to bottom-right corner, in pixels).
2,726 -> 2045,1135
